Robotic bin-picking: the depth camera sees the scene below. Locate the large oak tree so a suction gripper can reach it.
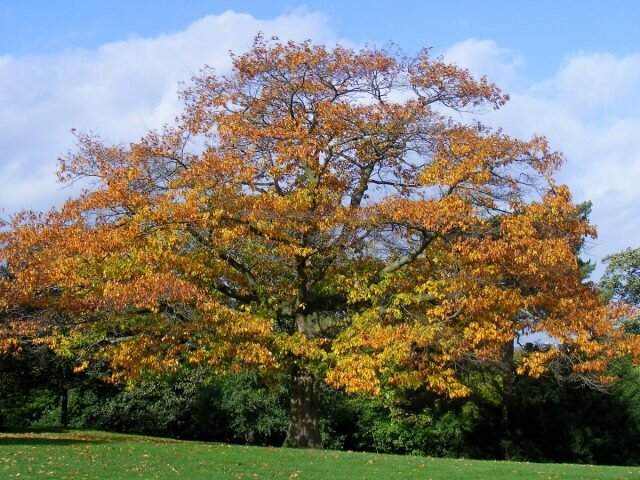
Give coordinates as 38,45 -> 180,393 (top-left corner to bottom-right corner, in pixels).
2,38 -> 638,447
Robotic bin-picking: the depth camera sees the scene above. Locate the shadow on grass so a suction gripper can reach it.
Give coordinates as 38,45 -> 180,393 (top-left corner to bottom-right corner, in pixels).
1,428 -> 185,447
0,436 -> 109,446
0,428 -> 116,446
3,426 -> 68,434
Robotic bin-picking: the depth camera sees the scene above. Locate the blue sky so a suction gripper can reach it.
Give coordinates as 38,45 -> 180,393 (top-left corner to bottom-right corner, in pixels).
3,1 -> 639,78
1,1 -> 639,275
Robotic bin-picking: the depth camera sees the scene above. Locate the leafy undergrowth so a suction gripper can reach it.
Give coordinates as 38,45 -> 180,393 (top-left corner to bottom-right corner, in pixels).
1,429 -> 638,479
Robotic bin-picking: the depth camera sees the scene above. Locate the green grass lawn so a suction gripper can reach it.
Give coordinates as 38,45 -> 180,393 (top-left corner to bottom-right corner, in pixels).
1,429 -> 639,479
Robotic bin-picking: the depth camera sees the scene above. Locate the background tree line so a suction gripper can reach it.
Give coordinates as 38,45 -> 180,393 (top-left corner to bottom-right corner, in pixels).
2,339 -> 640,465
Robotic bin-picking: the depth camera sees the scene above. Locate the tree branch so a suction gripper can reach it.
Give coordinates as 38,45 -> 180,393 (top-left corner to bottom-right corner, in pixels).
376,230 -> 435,279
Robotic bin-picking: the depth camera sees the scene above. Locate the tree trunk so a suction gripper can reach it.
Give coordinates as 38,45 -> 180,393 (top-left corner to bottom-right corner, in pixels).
283,366 -> 322,449
60,388 -> 69,428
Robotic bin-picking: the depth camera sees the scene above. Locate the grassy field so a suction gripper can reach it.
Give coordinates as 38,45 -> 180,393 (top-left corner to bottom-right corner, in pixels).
1,430 -> 639,479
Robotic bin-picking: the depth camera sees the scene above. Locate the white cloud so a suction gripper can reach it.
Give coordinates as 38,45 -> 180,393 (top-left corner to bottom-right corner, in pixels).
443,38 -> 523,90
549,52 -> 640,116
0,9 -> 338,214
444,39 -> 640,272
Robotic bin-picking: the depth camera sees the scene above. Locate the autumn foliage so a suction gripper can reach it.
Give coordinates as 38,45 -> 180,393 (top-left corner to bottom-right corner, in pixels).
1,38 -> 638,447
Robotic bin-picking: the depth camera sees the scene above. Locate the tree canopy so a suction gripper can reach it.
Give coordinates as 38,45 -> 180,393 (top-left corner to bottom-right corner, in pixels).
600,247 -> 640,334
601,247 -> 640,308
1,38 -> 638,448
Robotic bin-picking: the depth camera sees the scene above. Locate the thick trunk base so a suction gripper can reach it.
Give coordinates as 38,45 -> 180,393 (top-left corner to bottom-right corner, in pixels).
283,366 -> 322,449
